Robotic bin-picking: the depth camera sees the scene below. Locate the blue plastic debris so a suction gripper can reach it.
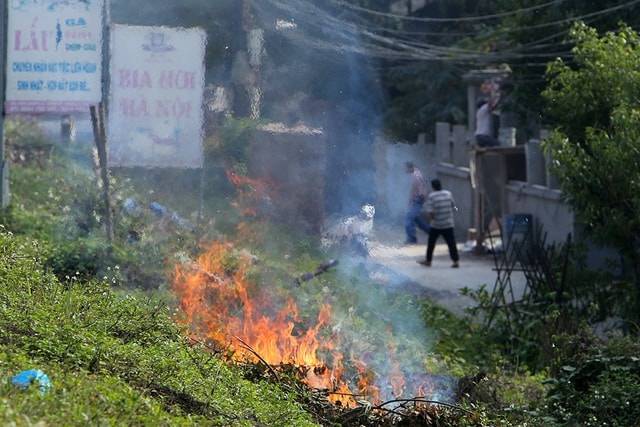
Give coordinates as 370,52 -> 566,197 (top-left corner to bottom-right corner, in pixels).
149,202 -> 168,217
148,202 -> 195,232
127,229 -> 141,243
11,369 -> 51,395
123,197 -> 139,213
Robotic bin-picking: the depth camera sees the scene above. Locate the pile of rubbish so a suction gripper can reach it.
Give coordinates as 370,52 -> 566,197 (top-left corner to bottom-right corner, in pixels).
321,204 -> 375,257
123,198 -> 196,242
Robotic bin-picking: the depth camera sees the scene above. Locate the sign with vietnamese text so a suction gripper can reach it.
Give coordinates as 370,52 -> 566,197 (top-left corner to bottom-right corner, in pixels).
5,0 -> 104,114
108,25 -> 205,168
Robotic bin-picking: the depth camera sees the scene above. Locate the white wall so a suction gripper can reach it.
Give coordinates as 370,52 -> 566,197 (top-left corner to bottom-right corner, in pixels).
373,136 -> 436,223
504,183 -> 574,246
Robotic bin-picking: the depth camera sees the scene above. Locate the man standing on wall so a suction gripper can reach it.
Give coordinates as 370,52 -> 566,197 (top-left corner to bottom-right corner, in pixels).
418,178 -> 460,268
404,161 -> 430,244
474,98 -> 501,148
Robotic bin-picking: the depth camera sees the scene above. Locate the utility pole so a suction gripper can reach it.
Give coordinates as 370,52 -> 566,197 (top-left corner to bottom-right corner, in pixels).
0,0 -> 9,208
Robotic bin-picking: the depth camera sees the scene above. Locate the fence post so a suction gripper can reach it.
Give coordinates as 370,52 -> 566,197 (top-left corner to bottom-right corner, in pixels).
435,122 -> 451,164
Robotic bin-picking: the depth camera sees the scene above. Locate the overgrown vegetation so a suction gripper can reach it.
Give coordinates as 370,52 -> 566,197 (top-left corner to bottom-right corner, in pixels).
0,228 -> 319,426
1,112 -> 639,426
0,125 -> 483,425
542,22 -> 640,325
462,231 -> 618,371
547,329 -> 640,426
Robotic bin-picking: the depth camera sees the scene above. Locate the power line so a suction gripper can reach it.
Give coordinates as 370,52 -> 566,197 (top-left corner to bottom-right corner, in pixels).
252,0 -> 640,64
353,0 -> 640,56
330,0 -> 566,23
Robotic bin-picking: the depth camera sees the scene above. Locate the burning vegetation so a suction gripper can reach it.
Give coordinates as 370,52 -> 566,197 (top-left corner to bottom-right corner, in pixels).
173,240 -> 362,407
170,235 -> 474,425
164,166 -> 474,425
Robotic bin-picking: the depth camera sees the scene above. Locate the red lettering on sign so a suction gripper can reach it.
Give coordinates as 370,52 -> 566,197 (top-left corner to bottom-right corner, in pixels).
116,69 -> 153,89
158,70 -> 196,90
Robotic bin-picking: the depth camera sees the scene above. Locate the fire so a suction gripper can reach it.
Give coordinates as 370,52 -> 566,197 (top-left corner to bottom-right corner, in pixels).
225,169 -> 273,219
172,240 -> 361,406
387,333 -> 407,399
224,169 -> 275,245
169,170 -> 450,408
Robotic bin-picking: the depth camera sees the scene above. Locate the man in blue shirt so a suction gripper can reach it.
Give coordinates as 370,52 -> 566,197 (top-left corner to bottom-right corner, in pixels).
404,161 -> 430,244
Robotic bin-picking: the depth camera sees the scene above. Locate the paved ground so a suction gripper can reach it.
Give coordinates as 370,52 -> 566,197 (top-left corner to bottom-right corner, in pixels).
366,223 -> 527,315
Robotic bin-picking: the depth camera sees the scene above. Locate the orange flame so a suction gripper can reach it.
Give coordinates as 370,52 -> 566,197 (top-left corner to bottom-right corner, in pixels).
225,169 -> 273,219
169,171 -> 447,408
172,241 -> 360,406
386,329 -> 407,399
225,169 -> 276,244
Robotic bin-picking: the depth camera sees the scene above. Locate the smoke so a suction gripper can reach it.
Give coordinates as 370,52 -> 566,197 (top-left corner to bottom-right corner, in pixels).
252,0 -> 384,217
329,254 -> 456,404
106,0 -> 387,218
106,0 -> 454,404
109,0 -> 384,218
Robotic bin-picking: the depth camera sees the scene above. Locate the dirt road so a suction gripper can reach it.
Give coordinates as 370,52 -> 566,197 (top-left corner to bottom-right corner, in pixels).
367,223 -> 527,315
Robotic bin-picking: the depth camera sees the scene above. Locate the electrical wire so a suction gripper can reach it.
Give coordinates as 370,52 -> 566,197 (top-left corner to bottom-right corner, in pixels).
351,0 -> 640,52
251,0 -> 640,64
330,0 -> 566,23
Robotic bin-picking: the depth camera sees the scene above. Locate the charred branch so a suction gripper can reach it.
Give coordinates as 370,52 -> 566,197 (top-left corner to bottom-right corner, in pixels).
294,259 -> 339,284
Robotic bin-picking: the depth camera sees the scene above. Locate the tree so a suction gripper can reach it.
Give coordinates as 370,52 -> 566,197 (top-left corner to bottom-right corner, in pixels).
378,0 -> 640,141
541,23 -> 640,321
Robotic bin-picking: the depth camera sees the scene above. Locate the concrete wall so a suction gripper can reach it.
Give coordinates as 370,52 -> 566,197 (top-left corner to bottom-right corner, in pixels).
436,121 -> 575,247
372,123 -> 576,247
504,183 -> 573,245
249,127 -> 327,234
433,123 -> 473,238
373,135 -> 436,223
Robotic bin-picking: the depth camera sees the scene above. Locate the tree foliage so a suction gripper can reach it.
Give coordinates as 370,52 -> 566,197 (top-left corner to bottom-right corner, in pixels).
384,61 -> 465,141
543,23 -> 640,142
541,23 -> 640,314
377,0 -> 640,140
487,0 -> 640,131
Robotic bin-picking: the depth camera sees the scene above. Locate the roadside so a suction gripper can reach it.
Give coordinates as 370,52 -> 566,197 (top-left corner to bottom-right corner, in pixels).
367,223 -> 527,315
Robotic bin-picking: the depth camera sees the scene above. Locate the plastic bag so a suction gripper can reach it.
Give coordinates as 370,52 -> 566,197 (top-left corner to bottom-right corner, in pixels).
11,369 -> 51,395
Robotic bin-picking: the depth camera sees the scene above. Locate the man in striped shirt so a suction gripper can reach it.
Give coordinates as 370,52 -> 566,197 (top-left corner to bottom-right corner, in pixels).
418,179 -> 460,268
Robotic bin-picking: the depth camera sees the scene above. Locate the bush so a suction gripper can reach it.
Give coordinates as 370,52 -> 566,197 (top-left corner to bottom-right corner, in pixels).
462,233 -> 619,373
546,329 -> 640,426
204,117 -> 262,167
44,236 -> 115,282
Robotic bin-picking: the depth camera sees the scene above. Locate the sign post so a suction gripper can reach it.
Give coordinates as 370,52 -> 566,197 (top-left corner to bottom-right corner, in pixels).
0,0 -> 8,207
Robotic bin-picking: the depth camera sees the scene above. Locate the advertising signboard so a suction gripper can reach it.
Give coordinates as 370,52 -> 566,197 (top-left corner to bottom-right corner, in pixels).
108,24 -> 205,168
5,0 -> 104,114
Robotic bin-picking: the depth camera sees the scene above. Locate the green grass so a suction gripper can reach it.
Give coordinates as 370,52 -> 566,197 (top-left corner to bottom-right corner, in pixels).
4,123 -> 637,426
0,141 -> 541,426
0,228 -> 319,426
